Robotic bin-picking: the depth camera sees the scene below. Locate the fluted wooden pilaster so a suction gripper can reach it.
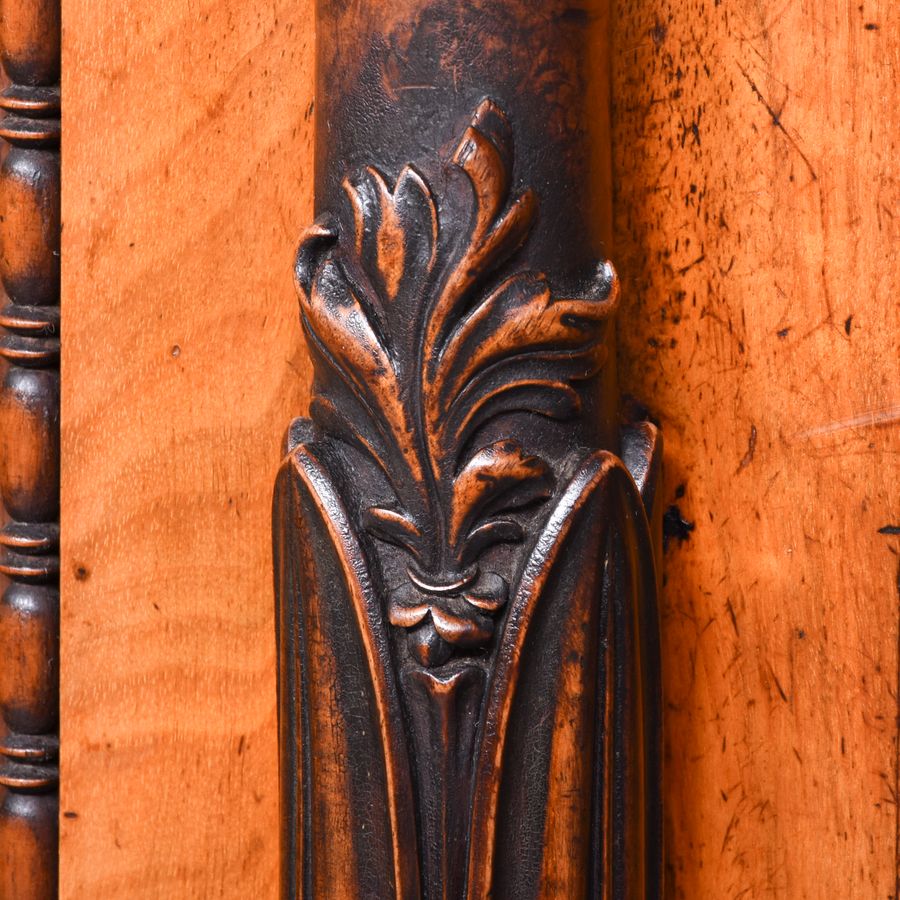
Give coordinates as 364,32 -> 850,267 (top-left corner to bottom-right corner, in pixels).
0,0 -> 61,896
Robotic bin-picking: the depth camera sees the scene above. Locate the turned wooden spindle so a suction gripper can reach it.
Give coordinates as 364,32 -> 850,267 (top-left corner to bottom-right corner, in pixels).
0,0 -> 61,896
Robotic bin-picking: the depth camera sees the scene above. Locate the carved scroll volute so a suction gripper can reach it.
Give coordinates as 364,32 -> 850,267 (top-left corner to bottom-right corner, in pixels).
275,3 -> 661,898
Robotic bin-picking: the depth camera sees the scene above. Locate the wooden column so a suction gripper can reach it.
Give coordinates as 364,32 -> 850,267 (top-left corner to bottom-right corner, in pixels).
275,1 -> 662,896
0,0 -> 61,897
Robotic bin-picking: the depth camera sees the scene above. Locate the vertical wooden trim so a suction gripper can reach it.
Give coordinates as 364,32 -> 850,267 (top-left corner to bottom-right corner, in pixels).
0,0 -> 61,896
275,2 -> 663,896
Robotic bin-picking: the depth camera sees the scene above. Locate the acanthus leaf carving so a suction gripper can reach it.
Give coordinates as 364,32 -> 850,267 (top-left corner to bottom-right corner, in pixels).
294,99 -> 619,667
278,86 -> 662,899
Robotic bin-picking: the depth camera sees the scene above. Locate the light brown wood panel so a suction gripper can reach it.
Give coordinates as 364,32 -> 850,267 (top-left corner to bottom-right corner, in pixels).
613,0 -> 899,896
59,2 -> 314,897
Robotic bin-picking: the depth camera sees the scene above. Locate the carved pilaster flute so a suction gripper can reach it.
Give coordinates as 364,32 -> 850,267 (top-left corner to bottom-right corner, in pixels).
275,2 -> 662,897
0,0 -> 61,897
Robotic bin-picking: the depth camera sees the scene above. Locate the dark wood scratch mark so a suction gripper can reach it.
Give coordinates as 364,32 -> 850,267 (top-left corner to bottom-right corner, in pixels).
739,424 -> 758,471
769,665 -> 789,703
737,64 -> 818,182
725,599 -> 740,637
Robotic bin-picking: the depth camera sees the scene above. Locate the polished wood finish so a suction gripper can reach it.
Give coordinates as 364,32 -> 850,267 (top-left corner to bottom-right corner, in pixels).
613,0 -> 900,896
0,0 -> 61,895
59,2 -> 315,897
57,0 -> 898,896
275,2 -> 661,896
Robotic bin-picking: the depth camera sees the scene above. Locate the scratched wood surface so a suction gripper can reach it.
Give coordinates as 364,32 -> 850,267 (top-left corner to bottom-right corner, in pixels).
613,0 -> 900,896
59,0 -> 898,897
59,2 -> 314,897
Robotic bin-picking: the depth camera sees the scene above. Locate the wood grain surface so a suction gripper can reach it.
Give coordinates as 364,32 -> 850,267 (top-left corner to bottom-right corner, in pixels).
59,0 -> 898,897
613,0 -> 900,896
59,2 -> 314,897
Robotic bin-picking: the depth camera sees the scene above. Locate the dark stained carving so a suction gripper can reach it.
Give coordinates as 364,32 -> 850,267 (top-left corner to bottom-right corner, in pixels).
275,100 -> 656,900
276,2 -> 661,897
0,0 -> 61,896
295,100 -> 619,670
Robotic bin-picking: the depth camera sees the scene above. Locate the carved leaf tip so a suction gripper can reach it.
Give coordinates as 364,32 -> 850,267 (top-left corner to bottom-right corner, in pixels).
450,98 -> 524,246
363,506 -> 424,560
453,98 -> 513,174
584,259 -> 620,309
450,440 -> 553,554
294,214 -> 339,297
342,163 -> 438,305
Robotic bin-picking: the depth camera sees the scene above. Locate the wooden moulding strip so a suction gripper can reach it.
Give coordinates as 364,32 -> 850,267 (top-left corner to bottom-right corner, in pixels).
0,0 -> 62,897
